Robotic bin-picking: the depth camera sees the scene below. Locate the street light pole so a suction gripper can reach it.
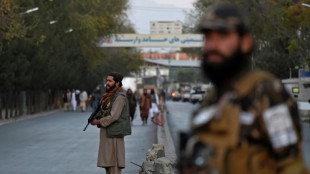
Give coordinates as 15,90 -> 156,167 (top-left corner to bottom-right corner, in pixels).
49,20 -> 57,24
20,7 -> 39,15
302,3 -> 310,8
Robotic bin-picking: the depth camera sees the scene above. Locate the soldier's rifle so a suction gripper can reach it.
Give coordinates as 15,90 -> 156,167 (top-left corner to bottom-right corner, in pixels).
83,103 -> 101,131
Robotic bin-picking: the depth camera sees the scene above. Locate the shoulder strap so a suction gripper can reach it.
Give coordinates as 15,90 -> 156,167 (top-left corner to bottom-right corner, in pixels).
111,92 -> 126,103
233,71 -> 275,98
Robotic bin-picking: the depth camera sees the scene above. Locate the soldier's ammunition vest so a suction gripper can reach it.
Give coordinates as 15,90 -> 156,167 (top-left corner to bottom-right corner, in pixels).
190,71 -> 309,174
96,92 -> 131,138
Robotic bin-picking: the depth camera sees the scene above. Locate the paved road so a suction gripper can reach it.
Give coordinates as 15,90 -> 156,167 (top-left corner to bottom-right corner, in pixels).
166,101 -> 310,170
0,108 -> 156,174
166,101 -> 198,152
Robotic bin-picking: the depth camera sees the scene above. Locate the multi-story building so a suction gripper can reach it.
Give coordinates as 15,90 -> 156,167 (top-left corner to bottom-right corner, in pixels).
150,21 -> 183,34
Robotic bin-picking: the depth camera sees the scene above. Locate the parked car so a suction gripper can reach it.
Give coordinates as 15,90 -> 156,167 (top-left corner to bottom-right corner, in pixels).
181,90 -> 191,102
190,90 -> 205,104
171,91 -> 181,101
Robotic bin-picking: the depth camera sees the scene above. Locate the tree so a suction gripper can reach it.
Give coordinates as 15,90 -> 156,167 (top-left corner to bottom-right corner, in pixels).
0,0 -> 143,117
183,0 -> 310,79
0,0 -> 143,92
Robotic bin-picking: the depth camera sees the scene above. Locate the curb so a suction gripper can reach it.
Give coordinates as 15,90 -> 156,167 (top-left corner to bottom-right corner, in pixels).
156,108 -> 177,165
0,109 -> 60,127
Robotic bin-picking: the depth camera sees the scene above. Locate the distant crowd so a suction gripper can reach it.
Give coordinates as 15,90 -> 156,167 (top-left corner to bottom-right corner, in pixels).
62,87 -> 164,126
62,89 -> 91,112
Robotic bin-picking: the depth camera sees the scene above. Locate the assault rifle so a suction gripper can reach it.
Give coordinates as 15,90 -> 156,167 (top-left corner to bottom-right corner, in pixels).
83,103 -> 101,131
177,131 -> 216,174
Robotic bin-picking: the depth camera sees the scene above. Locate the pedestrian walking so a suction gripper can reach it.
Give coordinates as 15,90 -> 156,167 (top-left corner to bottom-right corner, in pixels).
62,90 -> 68,111
149,89 -> 159,119
64,89 -> 71,111
75,89 -> 80,108
126,88 -> 137,122
91,72 -> 131,174
179,3 -> 310,174
71,89 -> 77,111
139,89 -> 151,125
79,90 -> 88,112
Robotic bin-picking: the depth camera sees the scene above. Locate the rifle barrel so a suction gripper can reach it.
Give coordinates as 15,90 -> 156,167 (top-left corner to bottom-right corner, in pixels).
83,123 -> 90,131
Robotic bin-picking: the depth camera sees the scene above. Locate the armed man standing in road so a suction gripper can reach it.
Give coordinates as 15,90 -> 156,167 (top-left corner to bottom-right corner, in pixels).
91,72 -> 131,174
179,3 -> 309,174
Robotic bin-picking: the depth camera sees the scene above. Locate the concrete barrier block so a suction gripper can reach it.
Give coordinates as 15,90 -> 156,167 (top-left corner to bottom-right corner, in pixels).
146,144 -> 165,161
140,171 -> 153,174
154,157 -> 174,174
142,161 -> 155,172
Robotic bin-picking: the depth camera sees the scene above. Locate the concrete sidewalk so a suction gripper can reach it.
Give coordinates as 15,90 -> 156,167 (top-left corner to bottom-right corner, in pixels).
154,102 -> 178,174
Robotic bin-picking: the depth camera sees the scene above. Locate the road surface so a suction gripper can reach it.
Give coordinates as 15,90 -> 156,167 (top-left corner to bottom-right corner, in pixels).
0,108 -> 156,174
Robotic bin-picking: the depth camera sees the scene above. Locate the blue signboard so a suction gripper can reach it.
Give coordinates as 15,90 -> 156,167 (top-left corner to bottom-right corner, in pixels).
300,71 -> 310,78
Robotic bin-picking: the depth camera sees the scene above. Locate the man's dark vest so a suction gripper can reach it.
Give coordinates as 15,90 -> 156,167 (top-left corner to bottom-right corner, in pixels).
103,92 -> 131,138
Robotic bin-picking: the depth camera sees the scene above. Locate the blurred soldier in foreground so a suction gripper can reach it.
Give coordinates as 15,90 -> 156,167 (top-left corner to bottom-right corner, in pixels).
91,72 -> 131,174
178,3 -> 309,174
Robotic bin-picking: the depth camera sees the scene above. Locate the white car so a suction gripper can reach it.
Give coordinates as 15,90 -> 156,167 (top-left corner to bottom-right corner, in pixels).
181,90 -> 191,102
190,91 -> 205,104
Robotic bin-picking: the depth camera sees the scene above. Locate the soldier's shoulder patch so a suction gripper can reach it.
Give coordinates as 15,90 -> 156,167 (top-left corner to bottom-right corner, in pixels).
262,104 -> 297,149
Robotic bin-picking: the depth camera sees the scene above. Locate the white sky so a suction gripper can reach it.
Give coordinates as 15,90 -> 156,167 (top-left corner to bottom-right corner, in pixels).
127,0 -> 196,34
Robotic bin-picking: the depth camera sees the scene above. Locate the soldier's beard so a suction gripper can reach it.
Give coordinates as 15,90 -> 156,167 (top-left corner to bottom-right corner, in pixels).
201,47 -> 250,87
106,84 -> 116,93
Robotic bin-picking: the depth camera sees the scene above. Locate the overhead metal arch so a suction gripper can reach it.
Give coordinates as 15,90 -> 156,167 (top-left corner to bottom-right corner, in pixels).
99,34 -> 204,48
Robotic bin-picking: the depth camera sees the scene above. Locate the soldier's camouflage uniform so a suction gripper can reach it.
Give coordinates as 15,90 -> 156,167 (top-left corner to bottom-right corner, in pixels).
178,3 -> 310,174
179,71 -> 309,174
